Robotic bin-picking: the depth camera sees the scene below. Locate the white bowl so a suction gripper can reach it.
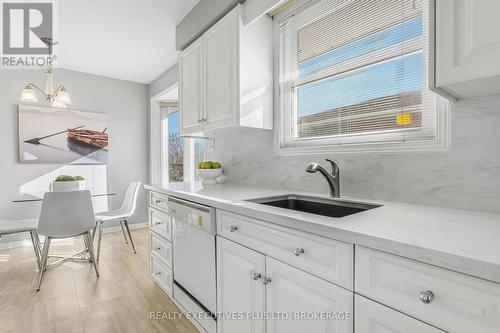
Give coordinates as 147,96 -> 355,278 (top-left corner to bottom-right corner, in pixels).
197,168 -> 222,185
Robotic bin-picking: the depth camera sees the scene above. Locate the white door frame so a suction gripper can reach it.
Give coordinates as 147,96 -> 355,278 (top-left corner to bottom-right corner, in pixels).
150,82 -> 197,184
150,83 -> 177,184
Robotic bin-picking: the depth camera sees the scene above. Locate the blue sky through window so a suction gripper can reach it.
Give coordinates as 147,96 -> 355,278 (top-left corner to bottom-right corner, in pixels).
297,15 -> 423,118
298,52 -> 422,117
299,16 -> 423,77
168,111 -> 179,134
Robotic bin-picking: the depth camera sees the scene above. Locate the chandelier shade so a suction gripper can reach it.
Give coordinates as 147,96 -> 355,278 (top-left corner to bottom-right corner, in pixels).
20,85 -> 39,103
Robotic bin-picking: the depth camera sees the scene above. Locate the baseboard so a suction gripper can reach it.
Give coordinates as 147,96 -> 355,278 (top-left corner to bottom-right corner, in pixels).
0,222 -> 148,250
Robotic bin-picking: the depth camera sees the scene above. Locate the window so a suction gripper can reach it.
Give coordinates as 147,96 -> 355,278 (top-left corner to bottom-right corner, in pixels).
277,0 -> 449,154
160,101 -> 207,183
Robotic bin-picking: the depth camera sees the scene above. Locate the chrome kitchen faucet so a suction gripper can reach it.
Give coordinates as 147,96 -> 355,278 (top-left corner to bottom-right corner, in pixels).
306,159 -> 340,198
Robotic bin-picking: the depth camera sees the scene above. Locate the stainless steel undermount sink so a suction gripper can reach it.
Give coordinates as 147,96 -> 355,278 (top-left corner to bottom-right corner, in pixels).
246,194 -> 381,218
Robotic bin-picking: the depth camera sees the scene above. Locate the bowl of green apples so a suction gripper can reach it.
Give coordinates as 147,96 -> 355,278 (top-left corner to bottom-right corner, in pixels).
197,161 -> 222,185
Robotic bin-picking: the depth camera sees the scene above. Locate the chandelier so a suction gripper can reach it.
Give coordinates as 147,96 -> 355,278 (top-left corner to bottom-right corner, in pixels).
19,37 -> 72,108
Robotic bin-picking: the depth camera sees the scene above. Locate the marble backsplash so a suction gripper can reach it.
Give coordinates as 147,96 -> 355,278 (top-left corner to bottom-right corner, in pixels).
208,94 -> 500,214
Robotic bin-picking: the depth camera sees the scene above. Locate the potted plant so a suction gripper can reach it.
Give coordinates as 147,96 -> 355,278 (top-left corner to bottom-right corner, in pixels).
50,175 -> 86,192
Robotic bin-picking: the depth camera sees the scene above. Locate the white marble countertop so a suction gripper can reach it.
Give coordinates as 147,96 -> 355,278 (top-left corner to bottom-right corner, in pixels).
146,182 -> 500,284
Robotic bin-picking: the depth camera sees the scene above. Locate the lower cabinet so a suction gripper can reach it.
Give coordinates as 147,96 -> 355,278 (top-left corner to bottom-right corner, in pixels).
217,236 -> 353,333
354,295 -> 444,333
217,236 -> 266,333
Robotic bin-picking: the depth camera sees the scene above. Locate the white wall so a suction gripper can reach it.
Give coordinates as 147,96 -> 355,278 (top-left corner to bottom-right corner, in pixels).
0,69 -> 148,230
208,94 -> 500,214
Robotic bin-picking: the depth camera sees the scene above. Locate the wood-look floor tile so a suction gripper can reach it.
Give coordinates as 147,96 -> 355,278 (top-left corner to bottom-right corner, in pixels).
0,228 -> 197,333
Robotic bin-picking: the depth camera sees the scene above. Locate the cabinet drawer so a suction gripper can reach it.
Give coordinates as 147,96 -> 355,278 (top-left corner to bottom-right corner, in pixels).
149,208 -> 172,242
355,246 -> 500,333
217,210 -> 353,290
149,191 -> 169,213
355,295 -> 444,333
150,254 -> 173,296
150,231 -> 172,269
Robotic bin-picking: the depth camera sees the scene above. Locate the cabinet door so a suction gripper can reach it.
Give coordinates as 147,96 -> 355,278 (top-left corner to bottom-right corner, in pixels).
179,38 -> 204,134
355,295 -> 444,333
217,236 -> 266,333
204,7 -> 239,130
266,257 -> 353,333
436,0 -> 500,97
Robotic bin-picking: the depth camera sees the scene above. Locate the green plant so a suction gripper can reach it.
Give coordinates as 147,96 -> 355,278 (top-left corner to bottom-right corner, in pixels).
54,175 -> 76,182
74,176 -> 85,181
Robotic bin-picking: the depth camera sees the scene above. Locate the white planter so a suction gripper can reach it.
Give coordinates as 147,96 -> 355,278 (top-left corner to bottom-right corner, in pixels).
51,180 -> 86,192
197,168 -> 222,185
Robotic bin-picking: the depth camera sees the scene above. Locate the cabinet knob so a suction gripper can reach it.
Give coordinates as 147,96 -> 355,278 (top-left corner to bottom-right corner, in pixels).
155,272 -> 161,276
250,272 -> 262,281
229,225 -> 239,232
155,199 -> 161,204
154,221 -> 163,226
262,277 -> 272,285
419,290 -> 434,304
154,247 -> 161,251
293,248 -> 305,256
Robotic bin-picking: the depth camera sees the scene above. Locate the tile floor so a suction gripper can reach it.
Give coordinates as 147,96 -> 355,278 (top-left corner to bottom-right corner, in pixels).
0,227 -> 196,333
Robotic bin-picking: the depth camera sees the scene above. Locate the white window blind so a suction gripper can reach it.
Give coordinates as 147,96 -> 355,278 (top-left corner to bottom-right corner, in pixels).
278,0 -> 449,153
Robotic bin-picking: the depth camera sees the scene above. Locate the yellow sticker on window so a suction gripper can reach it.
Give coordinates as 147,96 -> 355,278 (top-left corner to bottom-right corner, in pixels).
396,113 -> 413,125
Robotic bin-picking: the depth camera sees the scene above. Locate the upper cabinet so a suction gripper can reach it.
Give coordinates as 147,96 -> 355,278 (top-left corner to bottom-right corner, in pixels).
179,5 -> 273,135
434,0 -> 500,99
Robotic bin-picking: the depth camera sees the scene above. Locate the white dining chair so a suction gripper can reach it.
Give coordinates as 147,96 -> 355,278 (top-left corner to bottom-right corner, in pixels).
94,181 -> 140,261
36,190 -> 99,291
0,219 -> 41,269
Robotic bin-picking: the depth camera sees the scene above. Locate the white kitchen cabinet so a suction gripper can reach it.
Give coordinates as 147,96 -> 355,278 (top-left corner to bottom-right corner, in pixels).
179,37 -> 204,134
216,236 -> 353,333
217,236 -> 266,333
356,246 -> 500,333
434,0 -> 500,98
204,10 -> 238,131
266,257 -> 353,333
179,4 -> 273,135
354,295 -> 444,333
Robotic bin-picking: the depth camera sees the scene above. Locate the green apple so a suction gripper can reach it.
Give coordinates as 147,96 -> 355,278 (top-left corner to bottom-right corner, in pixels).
212,162 -> 222,169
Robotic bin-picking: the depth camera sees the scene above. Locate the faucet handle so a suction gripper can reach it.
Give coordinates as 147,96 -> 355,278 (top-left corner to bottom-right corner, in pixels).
325,159 -> 339,173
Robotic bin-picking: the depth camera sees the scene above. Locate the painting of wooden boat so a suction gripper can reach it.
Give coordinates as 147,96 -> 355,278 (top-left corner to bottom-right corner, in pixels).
19,105 -> 108,164
67,128 -> 108,149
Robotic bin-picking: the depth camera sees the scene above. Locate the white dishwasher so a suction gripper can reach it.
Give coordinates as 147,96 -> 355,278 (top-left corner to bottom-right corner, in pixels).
169,198 -> 216,333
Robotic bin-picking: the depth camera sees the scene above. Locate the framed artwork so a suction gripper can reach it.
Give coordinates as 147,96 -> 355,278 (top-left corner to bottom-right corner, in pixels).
18,104 -> 108,164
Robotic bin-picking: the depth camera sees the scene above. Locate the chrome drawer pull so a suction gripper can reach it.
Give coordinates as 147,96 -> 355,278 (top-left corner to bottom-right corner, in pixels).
251,272 -> 262,281
229,225 -> 239,232
293,248 -> 305,256
419,290 -> 434,304
262,277 -> 272,285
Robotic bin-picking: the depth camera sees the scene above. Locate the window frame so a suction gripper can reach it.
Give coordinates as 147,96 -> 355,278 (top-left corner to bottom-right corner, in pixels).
274,0 -> 450,155
150,83 -> 207,184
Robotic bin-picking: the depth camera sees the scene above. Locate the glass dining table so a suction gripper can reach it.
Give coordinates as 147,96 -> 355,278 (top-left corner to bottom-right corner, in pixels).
12,191 -> 116,202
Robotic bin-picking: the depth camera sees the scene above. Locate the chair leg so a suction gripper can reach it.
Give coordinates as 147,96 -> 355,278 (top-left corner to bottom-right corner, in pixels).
36,237 -> 51,291
123,219 -> 136,254
96,221 -> 103,261
84,232 -> 99,277
119,220 -> 128,244
29,230 -> 42,270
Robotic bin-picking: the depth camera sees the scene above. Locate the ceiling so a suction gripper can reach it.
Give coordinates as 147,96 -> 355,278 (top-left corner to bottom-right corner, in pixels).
57,0 -> 199,84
